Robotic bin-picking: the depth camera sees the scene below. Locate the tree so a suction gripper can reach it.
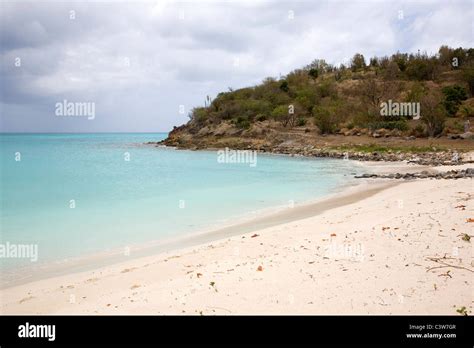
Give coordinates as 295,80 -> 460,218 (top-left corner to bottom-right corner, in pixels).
420,92 -> 446,137
391,52 -> 408,72
350,53 -> 366,72
189,107 -> 208,124
295,87 -> 318,113
271,105 -> 295,127
308,68 -> 319,79
306,59 -> 330,74
313,99 -> 344,134
461,66 -> 474,96
279,80 -> 290,92
405,57 -> 437,80
406,82 -> 426,102
383,61 -> 400,80
369,57 -> 379,67
378,56 -> 390,69
316,79 -> 337,99
359,77 -> 397,115
442,85 -> 468,116
438,45 -> 454,66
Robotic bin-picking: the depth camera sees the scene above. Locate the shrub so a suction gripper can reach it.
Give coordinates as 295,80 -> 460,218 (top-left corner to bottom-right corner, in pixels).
305,59 -> 331,74
353,111 -> 374,128
189,107 -> 208,124
367,120 -> 409,131
459,105 -> 474,118
317,79 -> 337,98
420,92 -> 447,137
410,124 -> 426,137
279,80 -> 290,92
462,67 -> 474,96
271,105 -> 295,127
296,118 -> 307,126
313,100 -> 344,134
240,99 -> 272,119
271,105 -> 287,119
406,82 -> 426,102
442,85 -> 468,116
233,116 -> 251,129
350,53 -> 366,72
255,114 -> 267,122
286,69 -> 308,87
295,87 -> 318,113
369,57 -> 379,67
265,91 -> 292,106
391,53 -> 408,72
308,68 -> 319,79
383,61 -> 400,80
452,120 -> 465,133
405,57 -> 436,80
359,78 -> 398,112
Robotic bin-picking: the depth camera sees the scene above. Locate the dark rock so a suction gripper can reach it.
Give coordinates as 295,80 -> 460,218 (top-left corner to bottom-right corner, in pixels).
447,133 -> 462,139
354,168 -> 474,180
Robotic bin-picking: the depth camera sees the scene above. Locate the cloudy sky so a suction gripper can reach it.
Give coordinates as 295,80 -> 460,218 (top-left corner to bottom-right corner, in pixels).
1,0 -> 473,132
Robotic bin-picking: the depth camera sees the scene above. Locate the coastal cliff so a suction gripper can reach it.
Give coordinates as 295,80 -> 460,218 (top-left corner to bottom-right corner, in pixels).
159,46 -> 474,164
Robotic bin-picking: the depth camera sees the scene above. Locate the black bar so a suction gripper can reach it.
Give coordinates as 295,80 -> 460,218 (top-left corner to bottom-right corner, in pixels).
0,315 -> 472,346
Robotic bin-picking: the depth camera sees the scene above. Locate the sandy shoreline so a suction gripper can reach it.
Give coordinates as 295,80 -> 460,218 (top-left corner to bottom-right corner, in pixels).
0,162 -> 472,314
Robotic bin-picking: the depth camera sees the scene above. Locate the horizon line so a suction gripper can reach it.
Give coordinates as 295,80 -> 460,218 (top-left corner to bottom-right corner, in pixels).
0,131 -> 170,134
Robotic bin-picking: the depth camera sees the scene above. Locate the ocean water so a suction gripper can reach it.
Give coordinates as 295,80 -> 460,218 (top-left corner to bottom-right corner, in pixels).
0,133 -> 364,284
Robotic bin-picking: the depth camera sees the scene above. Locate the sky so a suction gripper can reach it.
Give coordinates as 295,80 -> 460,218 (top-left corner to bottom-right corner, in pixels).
0,0 -> 473,133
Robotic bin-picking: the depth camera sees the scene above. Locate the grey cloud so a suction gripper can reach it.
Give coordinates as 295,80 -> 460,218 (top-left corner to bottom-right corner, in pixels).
0,0 -> 472,132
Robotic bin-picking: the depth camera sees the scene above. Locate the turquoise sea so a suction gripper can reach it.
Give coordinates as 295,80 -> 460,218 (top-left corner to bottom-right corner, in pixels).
0,133 -> 364,285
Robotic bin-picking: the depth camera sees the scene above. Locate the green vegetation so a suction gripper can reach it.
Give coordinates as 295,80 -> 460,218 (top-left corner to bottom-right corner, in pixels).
313,99 -> 345,134
308,68 -> 319,79
331,144 -> 448,154
367,120 -> 409,131
350,53 -> 367,72
410,124 -> 426,137
188,46 -> 474,138
442,85 -> 468,116
233,116 -> 250,129
296,117 -> 307,127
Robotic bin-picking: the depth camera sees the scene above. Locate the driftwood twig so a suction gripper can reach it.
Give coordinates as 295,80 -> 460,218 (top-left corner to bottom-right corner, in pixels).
425,256 -> 474,273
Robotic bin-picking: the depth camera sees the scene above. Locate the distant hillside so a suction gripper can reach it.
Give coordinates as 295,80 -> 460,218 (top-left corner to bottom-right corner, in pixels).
161,46 -> 474,154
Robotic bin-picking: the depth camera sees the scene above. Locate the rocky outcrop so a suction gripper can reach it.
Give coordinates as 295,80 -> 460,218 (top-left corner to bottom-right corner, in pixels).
355,168 -> 474,180
258,147 -> 473,166
154,122 -> 473,166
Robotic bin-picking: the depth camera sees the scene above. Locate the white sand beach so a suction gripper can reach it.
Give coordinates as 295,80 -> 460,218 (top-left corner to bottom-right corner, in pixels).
0,163 -> 472,315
